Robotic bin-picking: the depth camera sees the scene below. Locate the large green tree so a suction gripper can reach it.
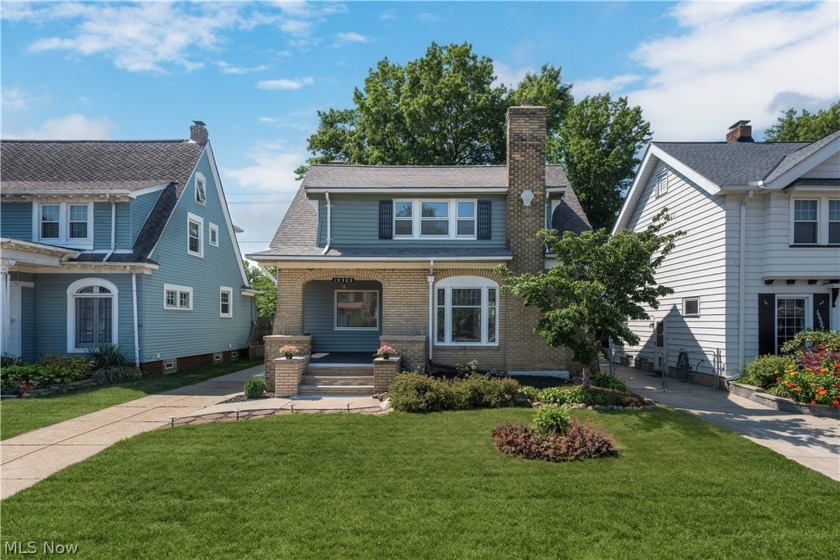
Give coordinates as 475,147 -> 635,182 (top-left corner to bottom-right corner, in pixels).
244,261 -> 277,319
764,101 -> 840,142
496,211 -> 683,389
556,94 -> 652,231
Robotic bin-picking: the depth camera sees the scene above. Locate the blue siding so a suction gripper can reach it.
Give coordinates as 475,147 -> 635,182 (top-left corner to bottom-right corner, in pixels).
130,190 -> 162,246
317,193 -> 507,247
20,285 -> 36,361
1,202 -> 33,240
115,202 -> 131,249
304,280 -> 381,352
142,149 -> 252,361
92,202 -> 131,250
31,273 -> 137,362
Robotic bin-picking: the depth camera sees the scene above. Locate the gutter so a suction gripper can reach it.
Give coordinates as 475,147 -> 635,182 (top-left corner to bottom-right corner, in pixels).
735,181 -> 763,380
321,191 -> 332,255
248,255 -> 514,263
427,260 -> 435,363
128,267 -> 140,368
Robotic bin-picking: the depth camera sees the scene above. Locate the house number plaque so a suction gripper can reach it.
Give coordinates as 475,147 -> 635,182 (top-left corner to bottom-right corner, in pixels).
332,278 -> 355,284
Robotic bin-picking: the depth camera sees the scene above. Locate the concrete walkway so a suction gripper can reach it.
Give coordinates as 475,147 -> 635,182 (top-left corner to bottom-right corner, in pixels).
612,365 -> 840,481
0,366 -> 381,499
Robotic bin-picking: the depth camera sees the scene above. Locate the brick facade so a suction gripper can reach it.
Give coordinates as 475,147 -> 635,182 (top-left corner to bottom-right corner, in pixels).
373,357 -> 401,393
272,356 -> 308,397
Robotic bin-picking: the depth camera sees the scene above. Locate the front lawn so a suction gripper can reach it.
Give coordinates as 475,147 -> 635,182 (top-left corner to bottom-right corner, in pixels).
2,408 -> 838,559
0,359 -> 261,440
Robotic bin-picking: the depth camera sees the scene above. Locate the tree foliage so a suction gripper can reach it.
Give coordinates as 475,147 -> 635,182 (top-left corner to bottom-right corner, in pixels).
496,211 -> 683,388
764,102 -> 840,142
556,94 -> 652,231
244,261 -> 277,319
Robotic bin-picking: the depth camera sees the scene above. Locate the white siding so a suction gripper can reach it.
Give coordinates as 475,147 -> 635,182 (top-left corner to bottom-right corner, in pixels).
802,153 -> 840,179
616,162 -> 729,378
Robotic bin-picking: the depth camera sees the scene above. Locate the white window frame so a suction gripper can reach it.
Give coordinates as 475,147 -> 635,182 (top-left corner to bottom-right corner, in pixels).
164,284 -> 193,311
829,199 -> 840,245
682,297 -> 700,317
392,199 -> 477,239
195,172 -> 207,205
790,197 -> 840,245
209,222 -> 219,247
187,212 -> 204,257
655,170 -> 669,198
334,290 -> 380,331
32,202 -> 94,249
220,286 -> 233,318
66,278 -> 118,353
435,276 -> 499,346
775,295 -> 811,354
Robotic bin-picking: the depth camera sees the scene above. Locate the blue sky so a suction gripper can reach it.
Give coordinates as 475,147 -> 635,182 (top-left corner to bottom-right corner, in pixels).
2,1 -> 838,255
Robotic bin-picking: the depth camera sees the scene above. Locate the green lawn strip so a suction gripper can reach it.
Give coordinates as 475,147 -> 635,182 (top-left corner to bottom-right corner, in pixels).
3,408 -> 838,559
0,359 -> 261,440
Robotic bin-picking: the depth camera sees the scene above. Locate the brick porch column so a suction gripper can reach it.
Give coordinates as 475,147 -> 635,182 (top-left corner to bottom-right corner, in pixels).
373,356 -> 401,393
264,335 -> 311,388
273,356 -> 309,397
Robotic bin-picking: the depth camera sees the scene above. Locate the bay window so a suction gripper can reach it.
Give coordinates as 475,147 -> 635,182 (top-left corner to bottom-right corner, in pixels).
435,276 -> 498,345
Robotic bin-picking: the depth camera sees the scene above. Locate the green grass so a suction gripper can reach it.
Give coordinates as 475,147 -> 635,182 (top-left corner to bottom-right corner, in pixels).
0,359 -> 261,440
2,408 -> 838,559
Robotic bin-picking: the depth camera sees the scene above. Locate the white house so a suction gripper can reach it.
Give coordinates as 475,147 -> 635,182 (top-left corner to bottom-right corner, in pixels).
612,121 -> 840,382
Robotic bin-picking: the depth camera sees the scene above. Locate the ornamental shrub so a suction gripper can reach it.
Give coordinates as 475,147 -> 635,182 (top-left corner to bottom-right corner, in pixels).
244,378 -> 267,399
768,348 -> 840,408
538,386 -> 593,406
492,421 -> 617,462
389,373 -> 519,412
592,373 -> 628,392
739,355 -> 796,389
532,406 -> 570,435
519,385 -> 540,402
91,365 -> 143,384
780,329 -> 840,355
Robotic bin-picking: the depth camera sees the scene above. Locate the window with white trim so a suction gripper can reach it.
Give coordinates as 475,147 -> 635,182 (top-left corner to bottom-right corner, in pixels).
435,276 -> 498,345
393,199 -> 477,239
335,290 -> 379,330
34,202 -> 93,247
66,278 -> 118,353
164,284 -> 193,311
220,286 -> 232,318
791,197 -> 840,245
776,296 -> 810,353
209,223 -> 219,247
187,213 -> 203,257
195,173 -> 206,205
682,297 -> 700,317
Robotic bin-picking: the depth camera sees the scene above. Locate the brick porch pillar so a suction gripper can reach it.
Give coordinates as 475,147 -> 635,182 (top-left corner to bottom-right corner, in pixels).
273,356 -> 309,397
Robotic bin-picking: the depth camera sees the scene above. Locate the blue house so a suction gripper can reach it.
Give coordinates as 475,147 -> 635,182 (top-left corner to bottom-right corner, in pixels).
0,122 -> 255,371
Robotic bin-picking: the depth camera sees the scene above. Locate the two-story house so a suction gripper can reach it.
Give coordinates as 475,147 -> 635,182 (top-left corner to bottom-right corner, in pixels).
612,121 -> 840,383
249,105 -> 591,394
0,122 -> 255,372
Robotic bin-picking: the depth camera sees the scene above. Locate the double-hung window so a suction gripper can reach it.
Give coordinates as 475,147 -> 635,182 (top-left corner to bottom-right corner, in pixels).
435,276 -> 498,345
393,199 -> 477,239
164,284 -> 193,311
34,202 -> 93,248
791,198 -> 840,245
209,223 -> 219,247
187,213 -> 204,257
220,287 -> 232,318
829,200 -> 840,244
793,200 -> 818,244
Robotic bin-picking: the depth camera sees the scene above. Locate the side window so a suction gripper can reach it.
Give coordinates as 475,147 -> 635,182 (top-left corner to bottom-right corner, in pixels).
187,213 -> 204,257
209,223 -> 219,247
793,200 -> 818,244
195,174 -> 207,205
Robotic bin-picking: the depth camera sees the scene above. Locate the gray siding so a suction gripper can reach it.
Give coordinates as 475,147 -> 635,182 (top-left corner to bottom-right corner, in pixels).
142,149 -> 252,361
1,202 -> 33,240
316,193 -> 507,247
304,280 -> 381,352
130,191 -> 162,246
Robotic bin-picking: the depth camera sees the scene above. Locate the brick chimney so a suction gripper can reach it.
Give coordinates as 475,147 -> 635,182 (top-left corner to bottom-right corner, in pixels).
190,120 -> 208,145
506,105 -> 547,275
726,120 -> 753,143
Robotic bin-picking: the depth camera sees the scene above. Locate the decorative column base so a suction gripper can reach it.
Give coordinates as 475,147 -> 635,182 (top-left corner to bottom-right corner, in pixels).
273,356 -> 308,397
374,356 -> 401,393
264,335 -> 311,384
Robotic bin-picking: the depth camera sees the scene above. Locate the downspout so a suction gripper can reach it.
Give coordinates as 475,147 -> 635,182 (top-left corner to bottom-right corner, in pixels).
321,191 -> 332,255
128,267 -> 140,368
736,188 -> 755,379
104,199 -> 116,261
427,260 -> 435,363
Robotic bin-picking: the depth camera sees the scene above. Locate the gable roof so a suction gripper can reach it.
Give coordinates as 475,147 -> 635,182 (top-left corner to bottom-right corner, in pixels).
614,129 -> 840,233
0,140 -> 203,197
302,164 -> 571,192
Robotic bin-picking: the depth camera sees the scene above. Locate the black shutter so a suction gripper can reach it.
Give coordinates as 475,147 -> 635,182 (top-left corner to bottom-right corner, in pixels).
477,200 -> 491,240
758,293 -> 776,355
379,199 -> 393,240
813,293 -> 830,331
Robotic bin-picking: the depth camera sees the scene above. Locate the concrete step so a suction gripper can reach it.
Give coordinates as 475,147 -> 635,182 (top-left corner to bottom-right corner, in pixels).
305,365 -> 374,377
298,384 -> 375,395
301,374 -> 375,387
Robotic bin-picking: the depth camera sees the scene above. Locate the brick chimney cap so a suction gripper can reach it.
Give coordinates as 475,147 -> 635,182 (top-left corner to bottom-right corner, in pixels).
728,119 -> 750,130
193,120 -> 206,127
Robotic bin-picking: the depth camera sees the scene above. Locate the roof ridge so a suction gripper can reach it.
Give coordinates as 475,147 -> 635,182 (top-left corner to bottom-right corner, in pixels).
0,139 -> 190,144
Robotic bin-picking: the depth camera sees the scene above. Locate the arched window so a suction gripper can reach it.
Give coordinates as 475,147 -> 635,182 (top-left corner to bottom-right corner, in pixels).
435,276 -> 499,346
66,278 -> 118,352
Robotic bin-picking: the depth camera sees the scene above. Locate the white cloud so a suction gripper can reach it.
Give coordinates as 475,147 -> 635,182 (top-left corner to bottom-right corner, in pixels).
614,1 -> 840,140
256,77 -> 314,90
6,114 -> 116,140
335,32 -> 368,45
493,62 -> 532,88
2,88 -> 31,111
216,61 -> 269,75
259,117 -> 281,124
572,75 -> 642,99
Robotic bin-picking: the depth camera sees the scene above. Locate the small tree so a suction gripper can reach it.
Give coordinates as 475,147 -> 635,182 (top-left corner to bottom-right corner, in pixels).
243,261 -> 277,319
496,211 -> 683,388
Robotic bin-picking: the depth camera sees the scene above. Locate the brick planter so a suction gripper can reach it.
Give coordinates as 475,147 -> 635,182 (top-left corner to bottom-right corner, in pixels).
380,335 -> 426,372
373,356 -> 402,393
271,356 -> 309,397
264,335 -> 311,382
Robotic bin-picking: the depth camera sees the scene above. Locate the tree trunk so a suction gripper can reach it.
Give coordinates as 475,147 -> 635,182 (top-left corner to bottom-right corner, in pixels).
581,364 -> 592,390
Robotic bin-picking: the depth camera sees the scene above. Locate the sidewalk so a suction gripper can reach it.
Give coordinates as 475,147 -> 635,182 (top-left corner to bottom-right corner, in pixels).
0,366 -> 381,499
612,364 -> 840,481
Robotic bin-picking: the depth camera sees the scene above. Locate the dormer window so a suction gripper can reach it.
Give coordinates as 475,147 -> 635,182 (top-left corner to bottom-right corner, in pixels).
33,202 -> 93,248
195,173 -> 206,205
391,199 -> 477,239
